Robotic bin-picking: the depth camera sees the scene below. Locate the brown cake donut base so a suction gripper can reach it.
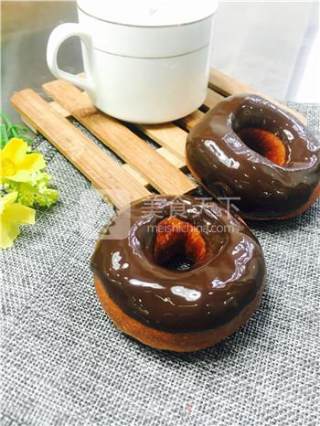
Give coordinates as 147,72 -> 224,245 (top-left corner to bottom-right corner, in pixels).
95,275 -> 265,352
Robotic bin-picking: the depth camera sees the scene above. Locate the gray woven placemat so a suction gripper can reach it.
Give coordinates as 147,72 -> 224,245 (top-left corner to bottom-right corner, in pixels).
1,103 -> 319,426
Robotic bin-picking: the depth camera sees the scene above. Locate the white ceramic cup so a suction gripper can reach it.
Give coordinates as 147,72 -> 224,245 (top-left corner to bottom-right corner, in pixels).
47,0 -> 218,124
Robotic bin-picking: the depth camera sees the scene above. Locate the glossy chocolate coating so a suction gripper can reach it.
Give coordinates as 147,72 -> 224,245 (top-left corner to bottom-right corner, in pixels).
186,94 -> 320,219
91,196 -> 266,333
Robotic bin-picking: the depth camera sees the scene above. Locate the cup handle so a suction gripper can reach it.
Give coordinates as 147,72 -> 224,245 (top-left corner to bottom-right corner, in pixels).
47,23 -> 95,94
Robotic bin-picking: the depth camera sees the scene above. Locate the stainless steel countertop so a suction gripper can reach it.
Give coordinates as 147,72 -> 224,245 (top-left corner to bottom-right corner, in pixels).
2,1 -> 319,122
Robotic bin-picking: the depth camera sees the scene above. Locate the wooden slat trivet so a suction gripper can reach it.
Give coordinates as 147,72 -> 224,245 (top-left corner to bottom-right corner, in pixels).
11,89 -> 149,209
11,68 -> 306,209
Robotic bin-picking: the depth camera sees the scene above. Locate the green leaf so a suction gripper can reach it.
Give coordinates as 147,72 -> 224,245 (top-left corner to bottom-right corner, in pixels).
0,123 -> 9,149
0,112 -> 33,147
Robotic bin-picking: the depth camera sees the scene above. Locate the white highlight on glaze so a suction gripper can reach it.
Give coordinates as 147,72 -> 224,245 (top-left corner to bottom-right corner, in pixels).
111,252 -> 129,271
211,279 -> 226,289
211,238 -> 255,290
171,286 -> 201,302
204,140 -> 240,169
111,251 -> 122,271
129,279 -> 164,290
283,129 -> 294,141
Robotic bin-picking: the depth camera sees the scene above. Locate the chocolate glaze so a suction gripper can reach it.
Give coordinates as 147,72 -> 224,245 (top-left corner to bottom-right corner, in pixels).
91,196 -> 266,333
186,94 -> 320,219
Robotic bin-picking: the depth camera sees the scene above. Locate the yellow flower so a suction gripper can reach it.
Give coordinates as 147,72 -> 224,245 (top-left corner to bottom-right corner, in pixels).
0,138 -> 46,183
0,192 -> 35,249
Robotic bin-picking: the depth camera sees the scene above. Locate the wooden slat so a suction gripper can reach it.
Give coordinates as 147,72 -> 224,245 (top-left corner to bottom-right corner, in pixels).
209,68 -> 253,97
11,89 -> 149,209
178,110 -> 205,131
157,147 -> 184,169
122,164 -> 149,187
50,99 -> 187,166
204,89 -> 225,110
139,122 -> 187,159
43,80 -> 196,195
23,104 -> 150,190
209,68 -> 306,124
49,102 -> 183,182
49,101 -> 70,118
21,114 -> 38,134
123,147 -> 185,180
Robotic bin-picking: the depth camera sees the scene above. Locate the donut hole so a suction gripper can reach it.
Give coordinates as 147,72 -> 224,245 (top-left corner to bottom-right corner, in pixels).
237,127 -> 287,166
153,216 -> 207,272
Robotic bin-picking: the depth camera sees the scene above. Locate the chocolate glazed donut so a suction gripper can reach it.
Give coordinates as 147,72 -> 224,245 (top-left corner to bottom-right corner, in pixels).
186,94 -> 320,220
91,195 -> 266,352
